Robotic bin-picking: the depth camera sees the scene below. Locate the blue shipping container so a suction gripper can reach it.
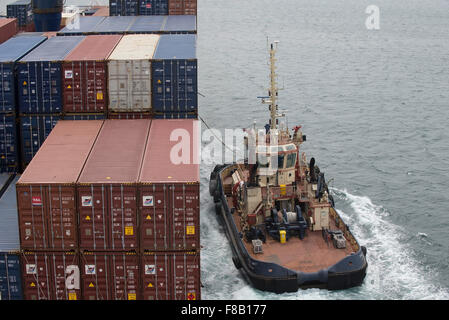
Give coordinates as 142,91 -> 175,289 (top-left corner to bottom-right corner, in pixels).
127,15 -> 165,33
139,0 -> 168,15
57,16 -> 106,36
17,36 -> 85,114
20,114 -> 60,165
163,15 -> 197,34
92,16 -> 137,34
0,114 -> 18,173
0,35 -> 48,113
109,0 -> 139,16
152,34 -> 197,113
7,0 -> 33,27
0,175 -> 23,300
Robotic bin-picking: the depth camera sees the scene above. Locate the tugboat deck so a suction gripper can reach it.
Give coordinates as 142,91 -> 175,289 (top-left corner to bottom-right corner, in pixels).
226,196 -> 355,273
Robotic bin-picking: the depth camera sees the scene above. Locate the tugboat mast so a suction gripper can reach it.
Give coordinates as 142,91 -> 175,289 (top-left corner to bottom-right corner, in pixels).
262,41 -> 280,130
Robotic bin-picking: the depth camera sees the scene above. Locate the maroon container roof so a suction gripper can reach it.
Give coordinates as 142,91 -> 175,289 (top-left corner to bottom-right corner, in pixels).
139,119 -> 200,183
64,35 -> 122,61
18,120 -> 104,185
78,119 -> 151,184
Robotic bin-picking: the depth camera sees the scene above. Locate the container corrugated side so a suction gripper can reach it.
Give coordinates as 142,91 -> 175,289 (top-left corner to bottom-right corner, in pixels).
19,114 -> 61,167
152,34 -> 197,114
0,175 -> 23,300
0,35 -> 48,113
62,35 -> 122,113
6,0 -> 32,26
0,18 -> 18,45
63,113 -> 106,120
16,120 -> 104,250
0,114 -> 19,173
107,112 -> 151,119
109,0 -> 139,16
141,251 -> 200,300
17,36 -> 86,114
107,35 -> 159,112
168,0 -> 197,15
80,251 -> 140,300
139,0 -> 168,15
77,119 -> 151,251
21,251 -> 81,300
139,119 -> 200,251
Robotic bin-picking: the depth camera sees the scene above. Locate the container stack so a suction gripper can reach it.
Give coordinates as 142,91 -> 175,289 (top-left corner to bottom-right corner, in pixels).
6,0 -> 34,32
14,119 -> 200,299
108,0 -> 196,16
17,36 -> 85,168
0,35 -> 48,174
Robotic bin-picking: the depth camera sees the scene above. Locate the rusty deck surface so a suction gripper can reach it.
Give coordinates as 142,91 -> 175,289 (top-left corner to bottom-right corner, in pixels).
226,196 -> 355,273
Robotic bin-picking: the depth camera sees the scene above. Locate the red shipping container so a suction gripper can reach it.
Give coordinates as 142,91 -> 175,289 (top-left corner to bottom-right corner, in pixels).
168,0 -> 197,15
80,251 -> 140,300
139,119 -> 200,251
21,251 -> 81,300
77,119 -> 151,250
141,251 -> 200,300
62,35 -> 122,113
0,18 -> 18,44
16,120 -> 104,250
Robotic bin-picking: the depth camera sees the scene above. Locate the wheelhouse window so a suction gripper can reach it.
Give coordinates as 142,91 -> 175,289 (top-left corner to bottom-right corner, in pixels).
286,152 -> 297,168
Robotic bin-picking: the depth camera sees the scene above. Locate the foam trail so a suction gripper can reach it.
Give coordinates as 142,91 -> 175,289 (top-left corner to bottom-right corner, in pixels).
331,188 -> 449,300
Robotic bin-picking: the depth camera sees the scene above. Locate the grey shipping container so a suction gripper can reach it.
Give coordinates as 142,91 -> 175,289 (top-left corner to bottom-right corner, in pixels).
0,175 -> 23,300
57,16 -> 106,36
17,36 -> 85,114
107,35 -> 159,112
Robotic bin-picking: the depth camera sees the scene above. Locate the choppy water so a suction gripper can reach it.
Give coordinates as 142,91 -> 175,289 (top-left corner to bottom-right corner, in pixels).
2,0 -> 449,300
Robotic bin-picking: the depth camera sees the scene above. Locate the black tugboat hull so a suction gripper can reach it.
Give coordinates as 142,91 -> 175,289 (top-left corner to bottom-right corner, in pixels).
210,164 -> 368,293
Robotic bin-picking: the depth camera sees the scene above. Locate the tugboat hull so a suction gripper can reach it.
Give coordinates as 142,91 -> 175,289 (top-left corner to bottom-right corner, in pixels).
210,164 -> 368,293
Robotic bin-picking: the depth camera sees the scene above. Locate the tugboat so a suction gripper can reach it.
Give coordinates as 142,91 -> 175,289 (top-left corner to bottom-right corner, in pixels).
209,42 -> 367,293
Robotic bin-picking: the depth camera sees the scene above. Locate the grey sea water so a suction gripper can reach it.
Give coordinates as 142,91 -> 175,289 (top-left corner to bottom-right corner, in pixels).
1,0 -> 448,300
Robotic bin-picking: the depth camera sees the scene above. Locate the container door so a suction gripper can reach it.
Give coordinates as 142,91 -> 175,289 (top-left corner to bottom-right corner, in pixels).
21,253 -> 52,300
80,253 -> 112,300
141,253 -> 170,300
130,60 -> 151,112
16,185 -> 48,249
169,183 -> 200,250
0,253 -> 23,300
110,253 -> 140,300
47,185 -> 77,250
140,184 -> 169,250
62,61 -> 83,113
52,253 -> 81,300
109,185 -> 138,250
172,252 -> 200,300
40,62 -> 62,113
85,61 -> 107,112
0,114 -> 18,173
78,185 -> 109,250
0,63 -> 16,113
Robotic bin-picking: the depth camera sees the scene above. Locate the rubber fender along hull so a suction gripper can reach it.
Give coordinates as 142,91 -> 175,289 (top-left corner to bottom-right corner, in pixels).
209,164 -> 368,293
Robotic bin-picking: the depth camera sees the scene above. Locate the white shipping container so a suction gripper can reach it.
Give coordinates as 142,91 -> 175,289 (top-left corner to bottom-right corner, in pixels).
107,35 -> 160,112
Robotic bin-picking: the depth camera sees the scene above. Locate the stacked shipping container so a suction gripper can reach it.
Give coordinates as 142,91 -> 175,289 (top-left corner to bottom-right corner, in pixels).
107,35 -> 159,113
6,0 -> 34,32
57,15 -> 197,35
108,1 -> 195,16
14,119 -> 200,299
16,120 -> 103,299
17,36 -> 85,168
0,35 -> 48,173
0,18 -> 18,44
62,35 -> 123,117
0,175 -> 23,300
